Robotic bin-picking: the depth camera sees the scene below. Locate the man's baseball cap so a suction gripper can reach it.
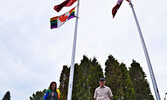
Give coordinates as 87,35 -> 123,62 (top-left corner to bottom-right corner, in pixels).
99,78 -> 105,82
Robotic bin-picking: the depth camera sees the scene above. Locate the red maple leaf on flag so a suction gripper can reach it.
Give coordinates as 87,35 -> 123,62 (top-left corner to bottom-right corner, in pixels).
59,14 -> 68,22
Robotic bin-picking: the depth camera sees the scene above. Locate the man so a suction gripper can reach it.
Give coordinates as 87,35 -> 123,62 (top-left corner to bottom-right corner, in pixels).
94,78 -> 113,100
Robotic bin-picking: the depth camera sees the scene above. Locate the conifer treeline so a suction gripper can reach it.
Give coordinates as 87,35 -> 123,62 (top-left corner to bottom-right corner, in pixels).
29,54 -> 154,100
59,55 -> 154,100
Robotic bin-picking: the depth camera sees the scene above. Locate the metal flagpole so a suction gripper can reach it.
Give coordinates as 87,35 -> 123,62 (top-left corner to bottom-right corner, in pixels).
67,0 -> 80,100
129,0 -> 161,100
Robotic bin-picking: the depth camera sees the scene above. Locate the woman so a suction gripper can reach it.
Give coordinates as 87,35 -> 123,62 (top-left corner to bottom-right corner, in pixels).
43,81 -> 60,100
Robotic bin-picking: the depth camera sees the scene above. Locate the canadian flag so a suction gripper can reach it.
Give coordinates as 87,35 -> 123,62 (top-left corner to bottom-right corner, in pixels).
50,7 -> 76,29
57,13 -> 69,27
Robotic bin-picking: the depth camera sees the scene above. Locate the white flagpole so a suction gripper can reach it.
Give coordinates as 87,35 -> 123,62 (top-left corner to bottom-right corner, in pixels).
67,0 -> 80,100
129,0 -> 161,100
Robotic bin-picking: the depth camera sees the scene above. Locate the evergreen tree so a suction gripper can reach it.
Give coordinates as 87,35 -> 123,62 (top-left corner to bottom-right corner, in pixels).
59,64 -> 80,100
87,57 -> 104,100
75,56 -> 104,100
75,56 -> 90,99
120,63 -> 136,100
2,91 -> 10,100
59,65 -> 70,100
105,55 -> 124,100
29,89 -> 46,100
129,60 -> 154,100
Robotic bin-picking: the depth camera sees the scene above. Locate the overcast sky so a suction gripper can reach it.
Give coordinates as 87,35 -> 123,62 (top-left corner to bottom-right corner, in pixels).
0,0 -> 167,99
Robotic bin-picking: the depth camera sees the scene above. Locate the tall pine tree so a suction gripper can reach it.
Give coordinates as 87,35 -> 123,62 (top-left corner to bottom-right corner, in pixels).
129,60 -> 154,100
59,64 -> 80,100
105,55 -> 124,100
75,56 -> 104,100
87,57 -> 104,100
59,65 -> 70,100
120,63 -> 136,100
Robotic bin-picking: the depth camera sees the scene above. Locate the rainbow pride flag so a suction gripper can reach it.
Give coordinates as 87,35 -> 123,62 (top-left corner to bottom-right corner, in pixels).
50,7 -> 76,29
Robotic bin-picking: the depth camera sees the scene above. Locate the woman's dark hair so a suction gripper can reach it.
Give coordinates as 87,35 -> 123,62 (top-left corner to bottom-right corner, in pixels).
49,81 -> 57,92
